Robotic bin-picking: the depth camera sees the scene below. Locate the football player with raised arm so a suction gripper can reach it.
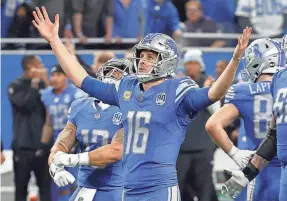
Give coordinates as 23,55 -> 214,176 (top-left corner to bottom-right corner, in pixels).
221,36 -> 287,201
206,38 -> 285,201
32,7 -> 252,201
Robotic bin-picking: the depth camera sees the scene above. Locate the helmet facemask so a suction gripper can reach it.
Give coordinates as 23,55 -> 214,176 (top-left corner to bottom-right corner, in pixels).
97,59 -> 130,87
241,38 -> 286,82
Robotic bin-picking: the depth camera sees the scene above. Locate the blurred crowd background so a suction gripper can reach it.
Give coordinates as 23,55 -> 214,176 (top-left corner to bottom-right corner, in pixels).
2,0 -> 287,49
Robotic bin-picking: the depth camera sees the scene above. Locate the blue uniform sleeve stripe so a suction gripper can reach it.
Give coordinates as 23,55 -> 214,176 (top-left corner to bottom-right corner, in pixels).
176,79 -> 199,99
180,78 -> 192,83
175,86 -> 194,103
228,88 -> 235,93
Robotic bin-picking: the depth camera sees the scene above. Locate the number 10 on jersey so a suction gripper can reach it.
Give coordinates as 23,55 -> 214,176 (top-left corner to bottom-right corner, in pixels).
125,111 -> 152,154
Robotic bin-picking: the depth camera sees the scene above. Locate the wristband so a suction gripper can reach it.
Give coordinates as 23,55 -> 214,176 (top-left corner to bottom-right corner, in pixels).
78,152 -> 89,165
242,162 -> 259,181
228,145 -> 238,157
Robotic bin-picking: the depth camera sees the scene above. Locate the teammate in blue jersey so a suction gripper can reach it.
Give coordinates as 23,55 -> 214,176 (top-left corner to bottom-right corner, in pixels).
206,38 -> 285,201
32,7 -> 252,200
40,64 -> 86,201
48,61 -> 128,201
220,37 -> 287,200
41,64 -> 87,142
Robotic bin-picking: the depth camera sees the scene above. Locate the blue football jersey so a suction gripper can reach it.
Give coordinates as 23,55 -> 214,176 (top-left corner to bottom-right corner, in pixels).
41,84 -> 87,141
67,97 -> 123,190
272,69 -> 287,162
102,76 -> 211,194
225,81 -> 280,165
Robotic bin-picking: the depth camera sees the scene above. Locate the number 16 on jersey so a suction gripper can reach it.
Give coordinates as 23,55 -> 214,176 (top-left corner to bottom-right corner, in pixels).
125,111 -> 152,154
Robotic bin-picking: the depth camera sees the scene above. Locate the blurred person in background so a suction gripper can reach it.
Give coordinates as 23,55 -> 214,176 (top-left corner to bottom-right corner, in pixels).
215,60 -> 229,79
215,59 -> 238,104
124,49 -> 133,59
31,0 -> 72,38
7,3 -> 33,38
170,0 -> 188,22
1,0 -> 24,38
40,65 -> 87,201
113,0 -> 144,48
4,3 -> 33,50
175,66 -> 187,78
8,55 -> 51,201
177,49 -> 218,201
143,0 -> 181,40
64,40 -> 94,77
91,51 -> 115,74
71,0 -> 113,44
235,0 -> 287,37
183,0 -> 225,47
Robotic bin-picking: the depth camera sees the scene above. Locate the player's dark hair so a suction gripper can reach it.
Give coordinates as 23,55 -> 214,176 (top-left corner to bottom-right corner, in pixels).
21,55 -> 37,71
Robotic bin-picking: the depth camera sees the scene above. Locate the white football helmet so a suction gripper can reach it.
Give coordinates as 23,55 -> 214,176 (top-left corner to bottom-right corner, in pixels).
241,38 -> 286,82
96,58 -> 131,86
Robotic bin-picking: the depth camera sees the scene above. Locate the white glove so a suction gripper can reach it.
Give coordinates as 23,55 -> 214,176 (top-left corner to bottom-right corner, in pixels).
49,163 -> 75,187
53,151 -> 89,167
228,146 -> 256,169
222,169 -> 249,198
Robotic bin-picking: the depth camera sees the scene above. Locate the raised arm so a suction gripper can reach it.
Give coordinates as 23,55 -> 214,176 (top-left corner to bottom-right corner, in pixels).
32,6 -> 87,87
208,27 -> 252,101
32,7 -> 119,105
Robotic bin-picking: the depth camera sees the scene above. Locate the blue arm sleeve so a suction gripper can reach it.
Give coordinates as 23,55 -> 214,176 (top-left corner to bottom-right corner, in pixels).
183,87 -> 213,112
81,76 -> 119,106
177,87 -> 213,120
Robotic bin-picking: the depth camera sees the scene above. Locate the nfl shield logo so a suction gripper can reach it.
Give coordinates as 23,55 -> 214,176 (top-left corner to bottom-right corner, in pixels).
94,113 -> 101,119
112,112 -> 122,125
156,92 -> 166,105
